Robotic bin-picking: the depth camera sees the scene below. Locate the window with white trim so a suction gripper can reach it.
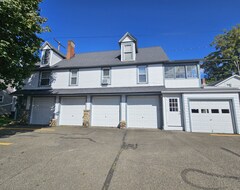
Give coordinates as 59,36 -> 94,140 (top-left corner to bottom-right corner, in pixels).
40,71 -> 51,86
41,49 -> 51,65
186,65 -> 198,78
0,95 -> 3,103
138,66 -> 147,83
175,66 -> 186,78
101,68 -> 111,85
70,70 -> 78,86
169,98 -> 178,112
165,65 -> 198,79
123,44 -> 133,61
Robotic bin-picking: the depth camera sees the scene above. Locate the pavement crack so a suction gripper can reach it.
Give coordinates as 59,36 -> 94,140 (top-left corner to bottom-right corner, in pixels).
60,136 -> 96,143
181,168 -> 240,190
221,147 -> 240,158
102,130 -> 127,190
0,164 -> 35,186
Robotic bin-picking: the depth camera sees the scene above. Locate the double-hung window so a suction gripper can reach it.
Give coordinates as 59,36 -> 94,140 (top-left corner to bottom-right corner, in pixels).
0,95 -> 3,103
175,66 -> 186,78
40,71 -> 51,86
41,49 -> 50,65
123,44 -> 133,61
70,70 -> 78,86
102,68 -> 111,85
138,66 -> 147,83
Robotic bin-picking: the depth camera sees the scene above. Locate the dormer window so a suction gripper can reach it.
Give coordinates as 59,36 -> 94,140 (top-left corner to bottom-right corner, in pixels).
41,49 -> 50,65
119,32 -> 138,62
123,44 -> 133,61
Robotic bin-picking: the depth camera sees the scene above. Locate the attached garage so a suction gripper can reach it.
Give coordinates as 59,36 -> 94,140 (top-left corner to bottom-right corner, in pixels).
91,96 -> 120,127
30,97 -> 55,125
59,97 -> 86,126
127,96 -> 160,128
189,100 -> 235,133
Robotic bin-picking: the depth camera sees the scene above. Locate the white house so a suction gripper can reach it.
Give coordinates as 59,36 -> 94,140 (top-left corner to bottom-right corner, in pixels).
208,75 -> 240,88
14,32 -> 240,134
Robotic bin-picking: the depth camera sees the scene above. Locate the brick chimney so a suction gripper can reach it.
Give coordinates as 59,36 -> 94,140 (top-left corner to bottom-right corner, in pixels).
66,40 -> 75,60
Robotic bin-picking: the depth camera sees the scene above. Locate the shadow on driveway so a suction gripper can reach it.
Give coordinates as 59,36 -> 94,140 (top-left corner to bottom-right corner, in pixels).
0,125 -> 50,138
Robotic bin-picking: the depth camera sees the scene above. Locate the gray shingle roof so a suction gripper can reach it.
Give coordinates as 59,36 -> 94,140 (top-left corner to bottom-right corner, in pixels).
48,46 -> 169,69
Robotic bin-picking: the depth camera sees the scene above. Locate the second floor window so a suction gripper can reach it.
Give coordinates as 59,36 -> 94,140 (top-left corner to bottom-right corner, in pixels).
102,68 -> 111,85
70,70 -> 78,86
40,71 -> 51,86
41,49 -> 50,65
138,66 -> 147,83
165,65 -> 198,79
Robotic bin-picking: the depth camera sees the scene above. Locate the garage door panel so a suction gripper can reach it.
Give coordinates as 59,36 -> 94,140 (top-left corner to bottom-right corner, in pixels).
91,96 -> 120,127
59,97 -> 86,126
190,100 -> 234,133
31,97 -> 55,125
127,96 -> 159,128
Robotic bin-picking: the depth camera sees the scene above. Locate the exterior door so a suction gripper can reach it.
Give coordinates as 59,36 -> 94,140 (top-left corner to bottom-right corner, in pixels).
166,96 -> 182,127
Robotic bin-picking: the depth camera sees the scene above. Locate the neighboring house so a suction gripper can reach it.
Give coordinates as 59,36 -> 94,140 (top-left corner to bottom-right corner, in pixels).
13,32 -> 240,134
0,86 -> 16,116
208,75 -> 240,88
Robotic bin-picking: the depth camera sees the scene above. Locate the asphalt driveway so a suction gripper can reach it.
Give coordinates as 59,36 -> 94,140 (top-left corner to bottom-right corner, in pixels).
0,126 -> 239,190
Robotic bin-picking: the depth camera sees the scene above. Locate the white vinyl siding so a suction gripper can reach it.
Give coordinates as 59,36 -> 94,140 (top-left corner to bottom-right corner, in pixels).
69,70 -> 78,86
137,66 -> 147,83
40,71 -> 51,86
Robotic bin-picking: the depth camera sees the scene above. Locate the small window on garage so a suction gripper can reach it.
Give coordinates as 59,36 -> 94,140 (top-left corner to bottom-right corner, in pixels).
201,109 -> 209,113
191,109 -> 199,113
222,109 -> 230,114
169,98 -> 178,112
211,109 -> 219,113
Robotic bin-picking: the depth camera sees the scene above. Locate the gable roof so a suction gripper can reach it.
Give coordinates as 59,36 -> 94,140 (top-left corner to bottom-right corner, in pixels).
40,41 -> 66,58
43,46 -> 169,69
118,32 -> 137,43
208,75 -> 240,86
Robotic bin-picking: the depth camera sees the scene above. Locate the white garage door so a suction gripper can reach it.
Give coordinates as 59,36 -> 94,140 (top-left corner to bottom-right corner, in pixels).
91,96 -> 120,127
31,97 -> 55,125
189,100 -> 234,133
59,97 -> 86,126
127,96 -> 159,128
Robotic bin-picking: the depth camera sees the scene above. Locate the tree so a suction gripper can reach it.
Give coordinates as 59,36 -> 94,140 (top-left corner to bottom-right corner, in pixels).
203,25 -> 240,83
0,0 -> 49,89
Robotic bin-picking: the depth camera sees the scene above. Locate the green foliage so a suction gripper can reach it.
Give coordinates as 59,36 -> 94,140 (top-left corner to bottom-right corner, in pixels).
203,25 -> 240,83
0,0 -> 49,89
